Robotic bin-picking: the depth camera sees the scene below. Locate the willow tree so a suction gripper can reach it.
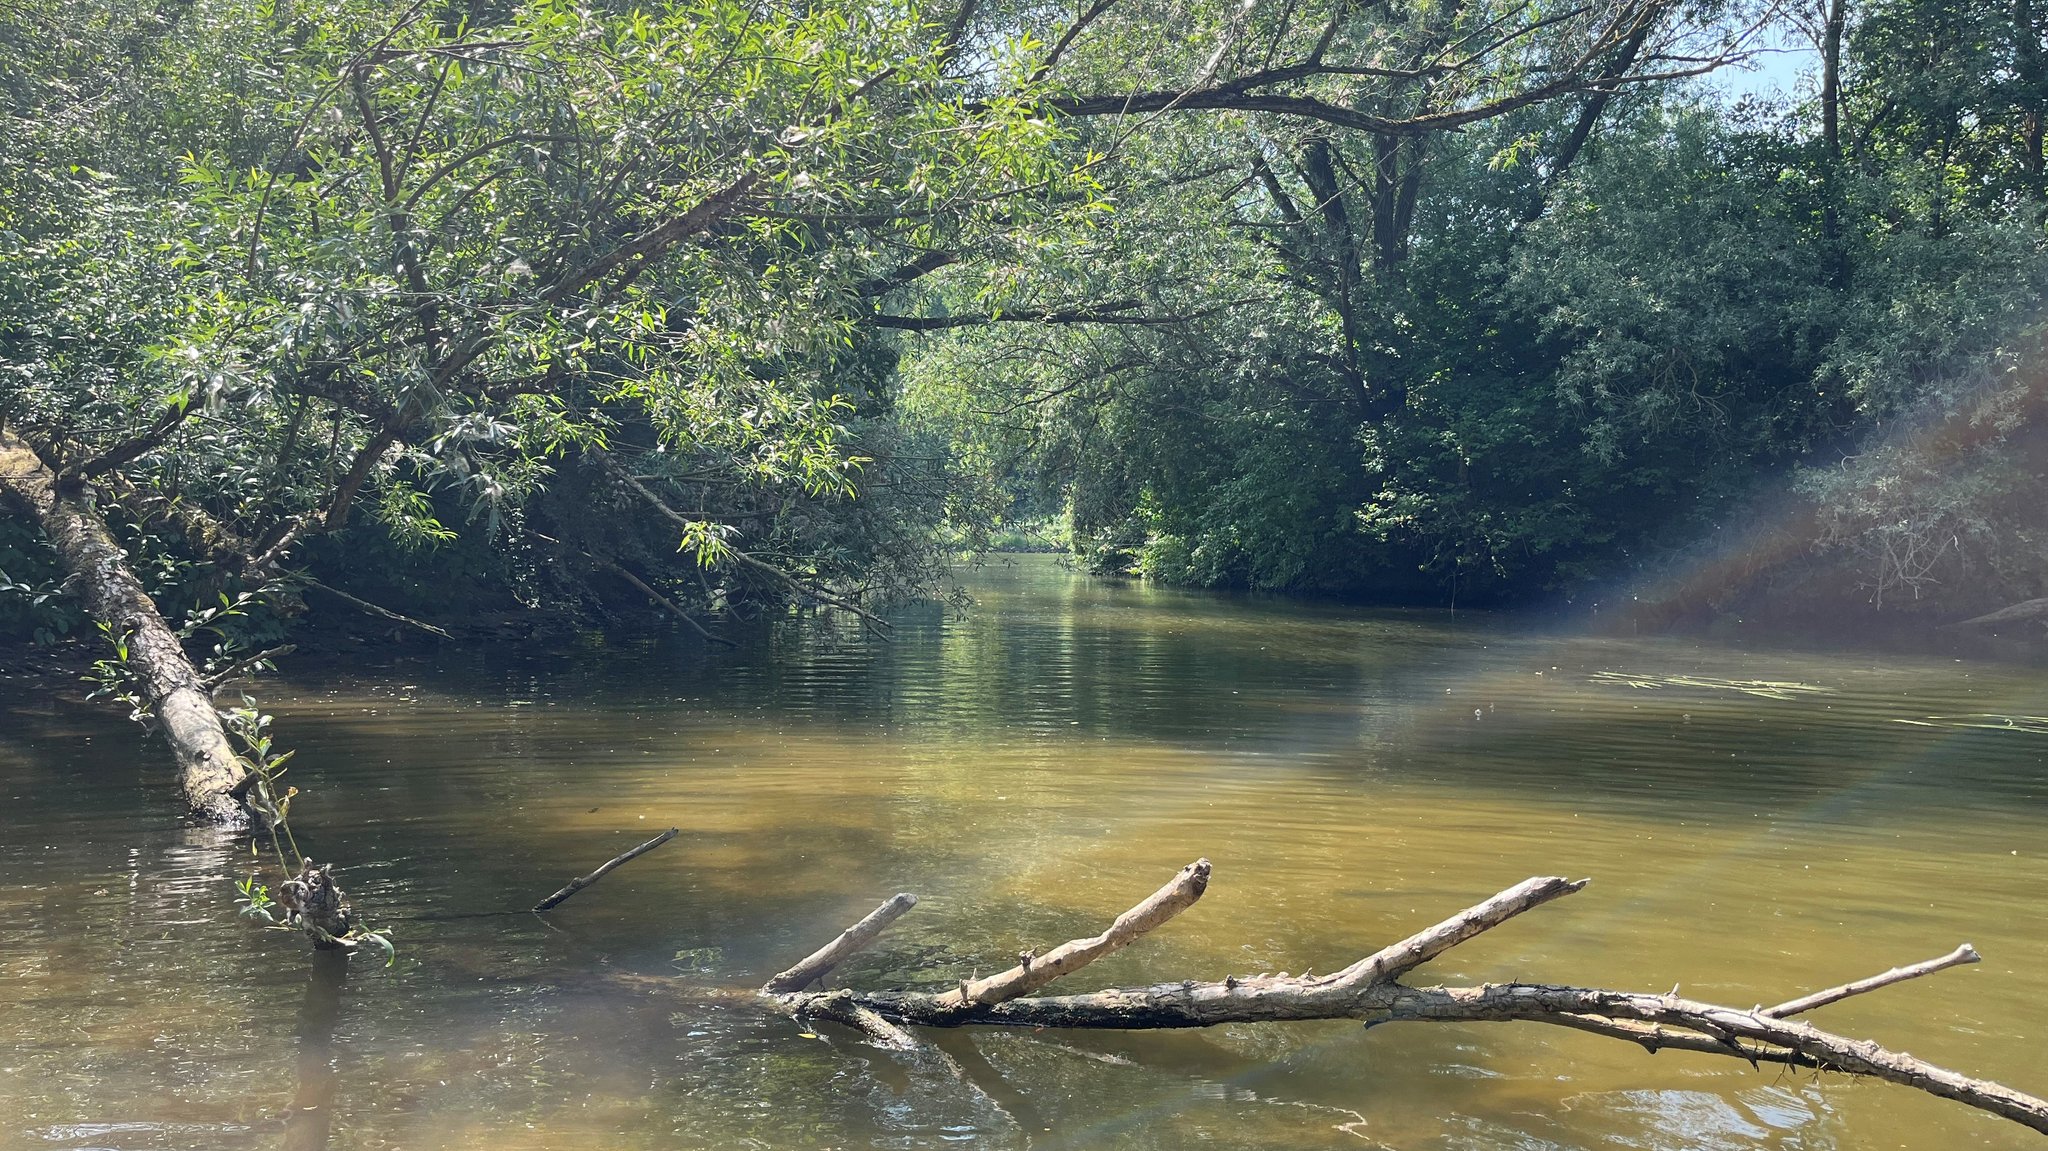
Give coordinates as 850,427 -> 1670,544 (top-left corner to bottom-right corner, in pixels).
887,0 -> 1778,591
0,0 -> 1092,822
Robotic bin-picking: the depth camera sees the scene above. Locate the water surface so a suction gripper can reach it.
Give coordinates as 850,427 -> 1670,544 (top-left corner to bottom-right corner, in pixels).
3,556 -> 2046,1150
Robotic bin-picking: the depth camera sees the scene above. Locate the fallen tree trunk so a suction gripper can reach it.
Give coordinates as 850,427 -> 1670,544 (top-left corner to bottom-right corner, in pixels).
0,426 -> 249,826
1953,597 -> 2048,630
766,861 -> 2048,1138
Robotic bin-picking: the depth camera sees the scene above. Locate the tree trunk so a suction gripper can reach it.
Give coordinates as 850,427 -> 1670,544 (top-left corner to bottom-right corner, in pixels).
2017,0 -> 2045,195
1821,0 -> 1847,267
1296,136 -> 1371,411
0,426 -> 249,826
1370,133 -> 1401,270
1822,0 -> 1845,164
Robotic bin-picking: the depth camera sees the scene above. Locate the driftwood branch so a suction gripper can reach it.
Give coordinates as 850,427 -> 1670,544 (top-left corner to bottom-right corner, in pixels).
1334,873 -> 1585,986
763,864 -> 2048,1138
533,827 -> 679,912
1764,943 -> 1980,1018
787,989 -> 923,1050
1379,983 -> 2048,1133
940,858 -> 1209,1007
765,892 -> 919,992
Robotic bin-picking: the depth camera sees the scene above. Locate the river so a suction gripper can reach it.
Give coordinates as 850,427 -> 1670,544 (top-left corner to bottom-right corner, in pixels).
2,555 -> 2045,1150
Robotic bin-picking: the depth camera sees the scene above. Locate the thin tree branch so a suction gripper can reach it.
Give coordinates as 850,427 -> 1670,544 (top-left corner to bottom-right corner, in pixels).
1764,944 -> 1981,1019
301,577 -> 453,638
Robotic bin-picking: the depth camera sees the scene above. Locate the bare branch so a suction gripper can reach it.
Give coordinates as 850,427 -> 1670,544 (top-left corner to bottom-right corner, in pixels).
1380,983 -> 2048,1134
67,398 -> 196,479
941,859 -> 1209,1007
1030,0 -> 1124,84
1764,944 -> 1981,1018
757,869 -> 2048,1137
203,644 -> 298,694
544,172 -> 763,302
1519,1009 -> 1824,1066
1331,875 -> 1589,987
302,578 -> 453,639
765,893 -> 920,993
604,562 -> 737,647
533,828 -> 680,911
587,446 -> 893,634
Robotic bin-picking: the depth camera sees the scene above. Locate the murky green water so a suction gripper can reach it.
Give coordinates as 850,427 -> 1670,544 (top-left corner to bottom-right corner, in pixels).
4,555 -> 2047,1150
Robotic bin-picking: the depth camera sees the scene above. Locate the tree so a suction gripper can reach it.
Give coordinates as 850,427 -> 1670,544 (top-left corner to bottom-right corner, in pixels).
0,0 -> 1089,819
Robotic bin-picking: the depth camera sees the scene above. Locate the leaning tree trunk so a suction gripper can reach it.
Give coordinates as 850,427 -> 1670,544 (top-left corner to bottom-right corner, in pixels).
756,861 -> 2048,1138
0,426 -> 249,826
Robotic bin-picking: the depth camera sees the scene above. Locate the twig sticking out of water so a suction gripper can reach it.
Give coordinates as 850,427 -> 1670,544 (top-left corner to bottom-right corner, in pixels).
533,828 -> 679,912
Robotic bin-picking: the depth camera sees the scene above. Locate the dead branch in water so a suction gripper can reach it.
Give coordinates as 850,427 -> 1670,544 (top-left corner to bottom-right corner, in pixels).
763,862 -> 2048,1138
534,828 -> 680,911
763,893 -> 918,992
600,562 -> 736,648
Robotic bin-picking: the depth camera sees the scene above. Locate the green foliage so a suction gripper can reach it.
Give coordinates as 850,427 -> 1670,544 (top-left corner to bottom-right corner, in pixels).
2,0 -> 1103,641
900,0 -> 2048,613
9,0 -> 2048,641
224,696 -> 396,960
0,519 -> 79,644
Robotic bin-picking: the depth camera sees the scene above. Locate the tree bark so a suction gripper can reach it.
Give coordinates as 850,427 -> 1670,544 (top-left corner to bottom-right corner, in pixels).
280,860 -> 356,948
1296,136 -> 1372,411
0,426 -> 249,825
764,892 -> 919,992
766,864 -> 2048,1138
940,859 -> 1208,1007
1821,0 -> 1845,163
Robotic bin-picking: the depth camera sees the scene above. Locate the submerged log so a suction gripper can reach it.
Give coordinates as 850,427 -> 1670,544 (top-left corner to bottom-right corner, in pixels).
767,862 -> 2048,1138
0,427 -> 249,825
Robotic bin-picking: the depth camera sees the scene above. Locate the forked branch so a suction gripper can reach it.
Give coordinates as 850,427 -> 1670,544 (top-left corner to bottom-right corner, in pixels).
761,863 -> 2048,1138
940,858 -> 1209,1007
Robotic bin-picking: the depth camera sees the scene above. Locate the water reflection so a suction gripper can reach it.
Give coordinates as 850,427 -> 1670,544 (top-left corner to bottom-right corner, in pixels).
284,950 -> 348,1151
1,556 -> 2045,1149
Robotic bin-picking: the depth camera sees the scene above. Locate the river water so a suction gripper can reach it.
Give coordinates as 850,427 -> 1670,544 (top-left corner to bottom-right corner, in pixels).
2,555 -> 2046,1150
